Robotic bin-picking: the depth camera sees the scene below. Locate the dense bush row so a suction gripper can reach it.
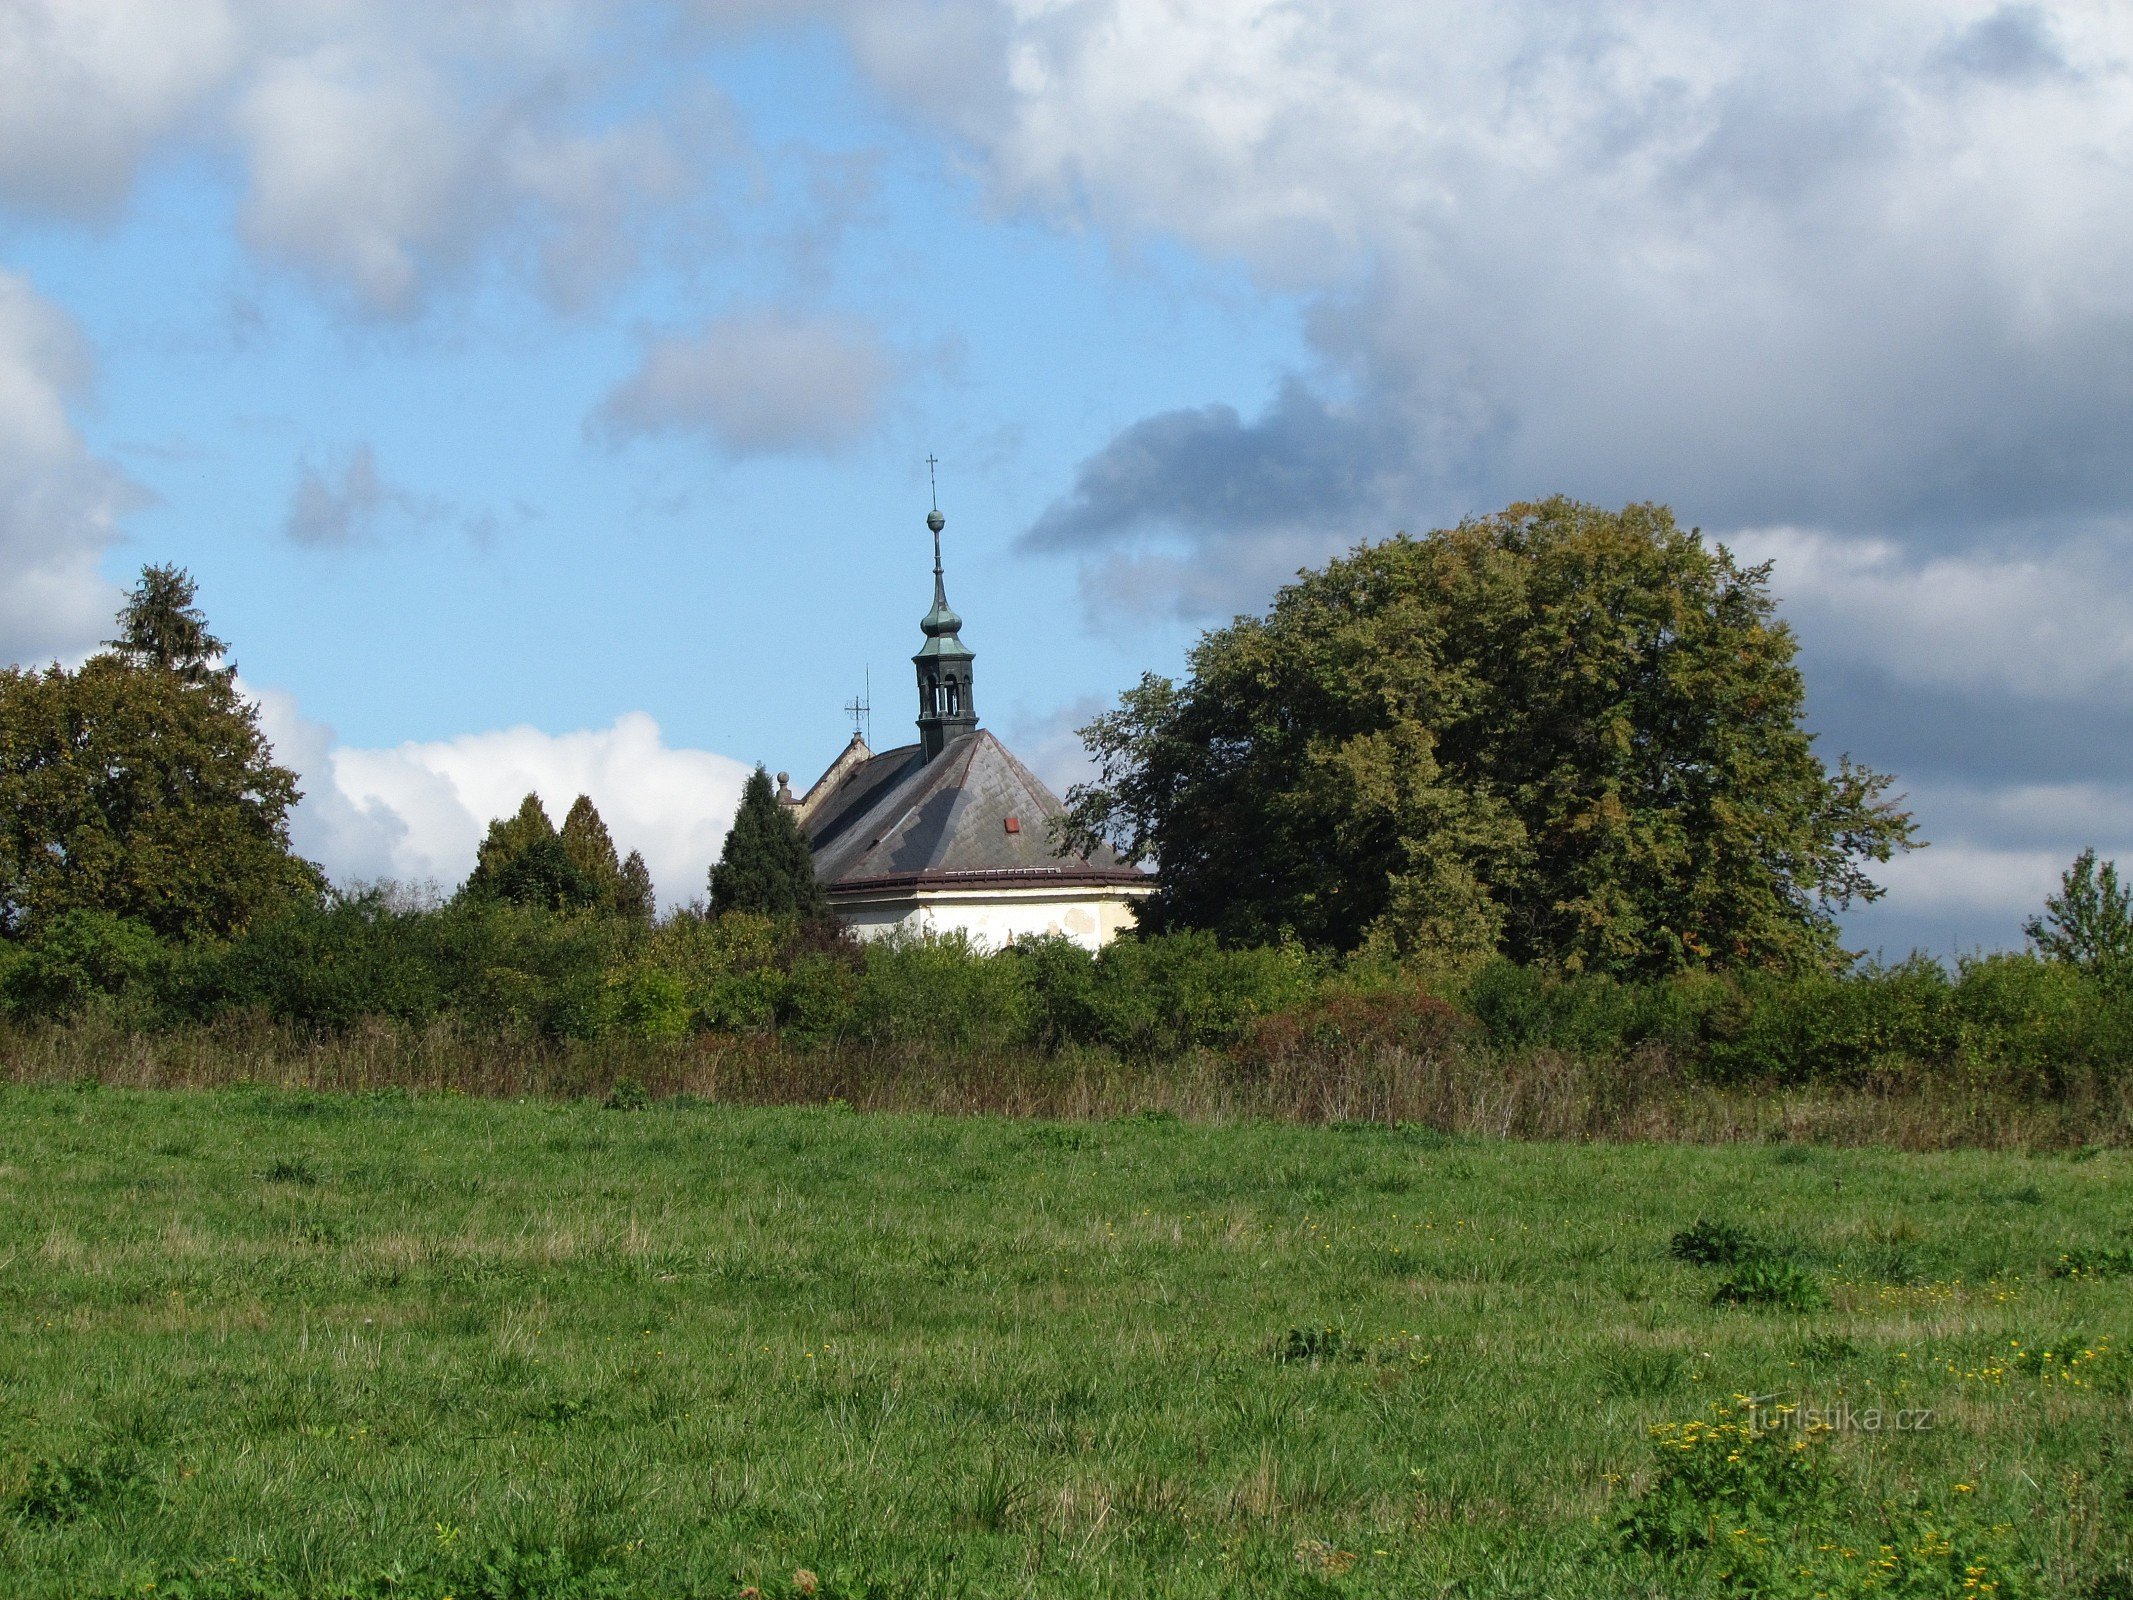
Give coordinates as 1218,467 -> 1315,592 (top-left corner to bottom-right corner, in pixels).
2,890 -> 2129,1092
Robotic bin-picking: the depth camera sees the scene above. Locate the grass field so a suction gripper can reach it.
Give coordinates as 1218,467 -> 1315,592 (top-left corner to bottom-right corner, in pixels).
2,1086 -> 2130,1598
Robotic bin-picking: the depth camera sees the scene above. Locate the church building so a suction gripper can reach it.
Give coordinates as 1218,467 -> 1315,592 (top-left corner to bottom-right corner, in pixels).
778,501 -> 1154,950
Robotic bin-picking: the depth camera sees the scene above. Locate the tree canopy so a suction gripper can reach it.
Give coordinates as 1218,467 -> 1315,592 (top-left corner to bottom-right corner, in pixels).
1067,498 -> 1919,975
0,566 -> 318,941
709,766 -> 828,920
2025,850 -> 2133,978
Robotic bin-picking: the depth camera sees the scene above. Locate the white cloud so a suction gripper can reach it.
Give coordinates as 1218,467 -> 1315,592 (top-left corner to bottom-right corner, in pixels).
253,689 -> 752,908
0,270 -> 136,667
0,2 -> 700,316
232,46 -> 481,315
593,309 -> 893,455
0,0 -> 240,217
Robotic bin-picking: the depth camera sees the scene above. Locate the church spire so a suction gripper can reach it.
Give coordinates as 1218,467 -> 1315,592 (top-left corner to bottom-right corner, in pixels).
913,467 -> 976,762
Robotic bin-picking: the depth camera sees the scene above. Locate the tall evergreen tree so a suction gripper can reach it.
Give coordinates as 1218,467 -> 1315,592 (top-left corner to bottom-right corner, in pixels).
616,850 -> 655,922
560,794 -> 625,907
462,794 -> 598,911
0,566 -> 318,940
709,766 -> 828,919
106,563 -> 229,682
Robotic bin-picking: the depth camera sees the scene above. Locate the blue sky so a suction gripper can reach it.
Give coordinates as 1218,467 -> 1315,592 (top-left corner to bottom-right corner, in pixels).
3,2 -> 2130,956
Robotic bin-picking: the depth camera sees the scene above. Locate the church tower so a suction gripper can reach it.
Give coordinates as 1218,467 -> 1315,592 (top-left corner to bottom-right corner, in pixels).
913,501 -> 977,762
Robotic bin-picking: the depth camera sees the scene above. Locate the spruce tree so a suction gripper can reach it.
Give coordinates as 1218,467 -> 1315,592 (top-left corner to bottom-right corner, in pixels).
709,766 -> 828,919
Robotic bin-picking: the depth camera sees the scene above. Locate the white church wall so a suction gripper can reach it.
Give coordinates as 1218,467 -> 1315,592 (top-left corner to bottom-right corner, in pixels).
831,884 -> 1152,952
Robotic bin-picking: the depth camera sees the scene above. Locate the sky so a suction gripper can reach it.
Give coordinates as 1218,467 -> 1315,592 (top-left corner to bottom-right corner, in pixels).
2,1 -> 2129,958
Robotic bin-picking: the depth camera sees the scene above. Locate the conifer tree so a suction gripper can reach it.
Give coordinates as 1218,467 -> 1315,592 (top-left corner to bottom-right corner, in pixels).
616,850 -> 655,922
709,766 -> 828,920
463,793 -> 598,911
560,794 -> 625,908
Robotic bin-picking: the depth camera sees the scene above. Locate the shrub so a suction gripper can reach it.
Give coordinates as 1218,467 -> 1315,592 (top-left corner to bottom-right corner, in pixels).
1233,986 -> 1472,1072
1085,931 -> 1318,1060
1011,935 -> 1102,1051
1712,1258 -> 1827,1311
1,909 -> 167,1020
603,1076 -> 652,1111
1668,1219 -> 1767,1267
1703,957 -> 1956,1085
1950,952 -> 2133,1091
848,931 -> 1028,1051
599,965 -> 690,1040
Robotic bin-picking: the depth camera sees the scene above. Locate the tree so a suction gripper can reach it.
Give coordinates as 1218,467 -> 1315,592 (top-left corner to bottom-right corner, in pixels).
462,794 -> 599,911
616,850 -> 655,922
2024,850 -> 2133,976
560,794 -> 625,906
0,566 -> 319,941
709,766 -> 828,920
107,563 -> 228,681
1067,498 -> 1920,975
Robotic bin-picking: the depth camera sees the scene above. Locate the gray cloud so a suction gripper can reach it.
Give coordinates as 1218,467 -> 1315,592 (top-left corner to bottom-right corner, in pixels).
1936,5 -> 2079,82
284,443 -> 441,547
1023,381 -> 1407,553
592,310 -> 892,456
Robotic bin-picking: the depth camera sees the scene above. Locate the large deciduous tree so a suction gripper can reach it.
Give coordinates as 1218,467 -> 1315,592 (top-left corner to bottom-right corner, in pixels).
709,766 -> 828,920
0,566 -> 319,941
1067,499 -> 1919,975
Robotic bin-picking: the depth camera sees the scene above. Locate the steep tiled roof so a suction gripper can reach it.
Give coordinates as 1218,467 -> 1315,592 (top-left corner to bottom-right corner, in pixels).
802,730 -> 1149,892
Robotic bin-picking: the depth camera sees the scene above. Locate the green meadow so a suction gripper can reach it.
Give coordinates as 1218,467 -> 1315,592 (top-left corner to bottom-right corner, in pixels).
2,1086 -> 2130,1598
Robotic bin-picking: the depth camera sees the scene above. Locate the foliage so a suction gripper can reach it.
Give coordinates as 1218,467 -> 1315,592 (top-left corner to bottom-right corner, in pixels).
0,909 -> 167,1019
462,795 -> 601,912
1068,498 -> 1919,975
0,566 -> 318,941
1617,1401 -> 1839,1555
1668,1219 -> 1768,1268
710,766 -> 828,921
615,850 -> 654,922
1710,1256 -> 1828,1311
105,561 -> 228,680
2026,849 -> 2133,978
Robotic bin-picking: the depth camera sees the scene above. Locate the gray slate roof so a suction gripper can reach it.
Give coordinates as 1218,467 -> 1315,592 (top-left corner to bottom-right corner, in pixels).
803,730 -> 1149,892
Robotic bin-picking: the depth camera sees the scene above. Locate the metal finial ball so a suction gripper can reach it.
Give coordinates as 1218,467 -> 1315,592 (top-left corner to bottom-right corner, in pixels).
927,508 -> 945,534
